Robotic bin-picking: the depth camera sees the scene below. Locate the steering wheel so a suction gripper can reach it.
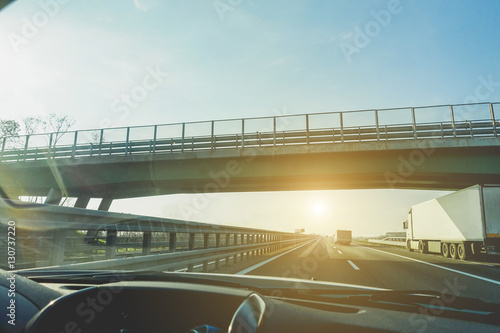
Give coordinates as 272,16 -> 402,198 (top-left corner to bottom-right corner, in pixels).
228,294 -> 266,333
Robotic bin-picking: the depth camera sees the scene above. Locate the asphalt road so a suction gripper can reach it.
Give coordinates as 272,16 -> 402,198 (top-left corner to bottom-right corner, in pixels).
222,237 -> 500,304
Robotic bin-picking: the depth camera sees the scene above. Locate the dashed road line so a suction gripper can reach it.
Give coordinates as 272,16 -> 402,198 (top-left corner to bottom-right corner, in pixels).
348,260 -> 360,270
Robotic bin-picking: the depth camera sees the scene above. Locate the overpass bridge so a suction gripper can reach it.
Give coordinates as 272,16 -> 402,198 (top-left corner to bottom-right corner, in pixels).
1,102 -> 500,207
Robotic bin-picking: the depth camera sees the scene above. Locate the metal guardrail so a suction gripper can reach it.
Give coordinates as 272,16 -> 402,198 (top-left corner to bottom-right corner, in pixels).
0,199 -> 313,271
21,238 -> 312,273
1,102 -> 499,162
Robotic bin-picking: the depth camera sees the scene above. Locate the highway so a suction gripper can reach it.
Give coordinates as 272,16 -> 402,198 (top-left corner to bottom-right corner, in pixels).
214,237 -> 500,304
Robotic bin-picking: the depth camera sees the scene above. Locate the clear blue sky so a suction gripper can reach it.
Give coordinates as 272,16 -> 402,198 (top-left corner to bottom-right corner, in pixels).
1,0 -> 499,235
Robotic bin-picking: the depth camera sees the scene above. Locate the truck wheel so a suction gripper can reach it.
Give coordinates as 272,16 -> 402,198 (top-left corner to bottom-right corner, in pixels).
407,240 -> 412,251
418,241 -> 427,254
442,243 -> 449,258
449,243 -> 458,259
457,243 -> 467,260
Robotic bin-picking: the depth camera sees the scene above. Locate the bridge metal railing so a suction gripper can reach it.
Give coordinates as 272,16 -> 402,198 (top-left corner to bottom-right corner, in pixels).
1,102 -> 499,162
0,199 -> 313,271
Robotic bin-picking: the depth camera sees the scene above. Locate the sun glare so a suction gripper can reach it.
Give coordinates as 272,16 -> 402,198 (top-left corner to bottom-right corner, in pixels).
311,202 -> 326,216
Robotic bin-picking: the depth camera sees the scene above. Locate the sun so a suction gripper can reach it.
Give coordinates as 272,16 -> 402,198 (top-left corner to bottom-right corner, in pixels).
311,202 -> 326,216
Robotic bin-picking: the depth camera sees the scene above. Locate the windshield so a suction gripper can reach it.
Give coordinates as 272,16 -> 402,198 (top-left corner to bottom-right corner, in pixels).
1,0 -> 499,308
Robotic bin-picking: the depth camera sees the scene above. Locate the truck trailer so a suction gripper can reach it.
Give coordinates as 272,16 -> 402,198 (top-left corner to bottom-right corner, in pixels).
334,230 -> 352,245
404,184 -> 500,260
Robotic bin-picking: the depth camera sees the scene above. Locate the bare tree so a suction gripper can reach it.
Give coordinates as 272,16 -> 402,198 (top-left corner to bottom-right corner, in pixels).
22,116 -> 43,135
43,114 -> 76,146
0,119 -> 21,149
0,119 -> 20,137
14,115 -> 76,204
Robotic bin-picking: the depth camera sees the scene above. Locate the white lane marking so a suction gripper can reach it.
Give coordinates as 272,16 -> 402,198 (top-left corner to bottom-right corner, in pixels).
236,239 -> 317,275
354,244 -> 500,286
326,240 -> 337,249
325,240 -> 338,258
348,260 -> 360,270
337,250 -> 343,254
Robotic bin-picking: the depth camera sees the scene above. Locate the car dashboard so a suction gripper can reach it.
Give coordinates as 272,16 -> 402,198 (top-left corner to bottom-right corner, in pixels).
2,270 -> 500,333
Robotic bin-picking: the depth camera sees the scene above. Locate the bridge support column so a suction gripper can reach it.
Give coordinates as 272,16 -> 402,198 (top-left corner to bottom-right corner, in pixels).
233,233 -> 237,245
215,234 -> 221,248
142,232 -> 152,255
98,197 -> 113,211
225,234 -> 230,247
169,232 -> 177,252
49,229 -> 66,266
74,195 -> 91,208
45,188 -> 62,205
105,230 -> 117,259
188,233 -> 195,250
84,197 -> 113,243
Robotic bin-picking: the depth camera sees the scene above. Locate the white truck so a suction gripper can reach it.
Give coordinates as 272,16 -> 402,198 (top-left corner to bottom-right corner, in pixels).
334,230 -> 352,245
404,184 -> 500,260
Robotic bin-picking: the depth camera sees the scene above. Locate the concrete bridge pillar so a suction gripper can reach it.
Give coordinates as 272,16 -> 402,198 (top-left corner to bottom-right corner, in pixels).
45,188 -> 62,205
74,195 -> 91,208
98,197 -> 113,211
84,197 -> 113,243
